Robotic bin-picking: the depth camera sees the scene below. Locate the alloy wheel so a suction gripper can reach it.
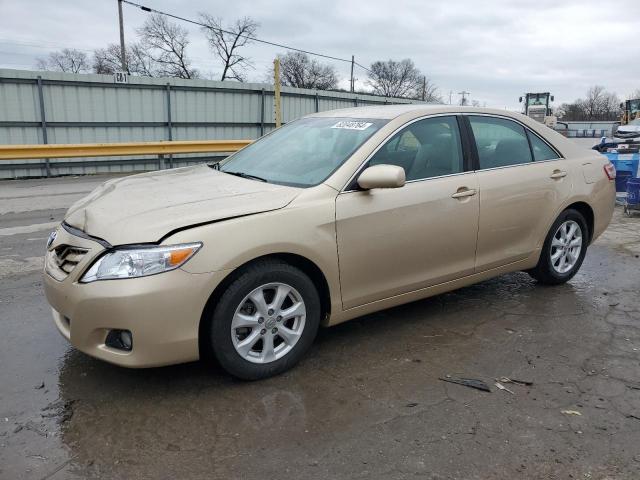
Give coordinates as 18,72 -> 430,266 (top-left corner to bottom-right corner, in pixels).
230,282 -> 306,364
550,220 -> 583,274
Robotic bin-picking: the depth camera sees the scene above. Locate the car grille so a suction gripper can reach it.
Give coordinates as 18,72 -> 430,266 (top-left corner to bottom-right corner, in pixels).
52,245 -> 88,275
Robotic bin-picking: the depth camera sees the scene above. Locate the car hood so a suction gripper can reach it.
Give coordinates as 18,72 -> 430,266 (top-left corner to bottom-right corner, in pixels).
64,164 -> 301,245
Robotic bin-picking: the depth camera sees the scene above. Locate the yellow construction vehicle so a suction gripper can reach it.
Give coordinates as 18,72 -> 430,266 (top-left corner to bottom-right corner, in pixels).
620,98 -> 640,125
615,99 -> 640,140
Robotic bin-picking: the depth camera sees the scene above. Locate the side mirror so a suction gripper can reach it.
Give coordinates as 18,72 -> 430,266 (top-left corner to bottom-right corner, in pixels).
357,164 -> 406,190
519,96 -> 523,103
550,95 -> 554,102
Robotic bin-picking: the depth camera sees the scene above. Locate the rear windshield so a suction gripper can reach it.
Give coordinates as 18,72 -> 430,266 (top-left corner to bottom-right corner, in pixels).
219,117 -> 388,187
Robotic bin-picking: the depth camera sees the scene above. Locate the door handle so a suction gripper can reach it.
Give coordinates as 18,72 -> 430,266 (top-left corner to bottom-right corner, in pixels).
550,170 -> 567,179
451,188 -> 477,199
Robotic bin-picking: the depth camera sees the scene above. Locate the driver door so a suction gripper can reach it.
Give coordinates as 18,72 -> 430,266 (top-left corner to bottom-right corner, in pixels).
335,116 -> 480,309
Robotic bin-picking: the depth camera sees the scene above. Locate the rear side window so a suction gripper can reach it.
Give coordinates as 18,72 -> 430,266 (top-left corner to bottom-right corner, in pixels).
528,132 -> 560,161
369,116 -> 464,181
469,116 -> 532,169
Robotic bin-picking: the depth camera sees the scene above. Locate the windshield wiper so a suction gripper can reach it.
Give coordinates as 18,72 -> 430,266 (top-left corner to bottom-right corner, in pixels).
223,171 -> 268,182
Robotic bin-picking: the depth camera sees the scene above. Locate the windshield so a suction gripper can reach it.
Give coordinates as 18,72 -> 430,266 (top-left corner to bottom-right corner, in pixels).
527,94 -> 548,106
219,117 -> 388,187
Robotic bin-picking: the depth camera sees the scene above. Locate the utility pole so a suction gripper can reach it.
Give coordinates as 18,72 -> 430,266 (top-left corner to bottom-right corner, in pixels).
421,76 -> 426,101
117,0 -> 127,72
448,90 -> 453,105
274,58 -> 281,128
350,55 -> 355,93
458,91 -> 470,106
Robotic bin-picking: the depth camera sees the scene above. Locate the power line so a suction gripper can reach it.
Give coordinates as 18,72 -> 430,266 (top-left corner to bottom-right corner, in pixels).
0,42 -> 257,71
0,61 -> 36,67
120,0 -> 373,74
0,39 -> 96,53
0,50 -> 50,57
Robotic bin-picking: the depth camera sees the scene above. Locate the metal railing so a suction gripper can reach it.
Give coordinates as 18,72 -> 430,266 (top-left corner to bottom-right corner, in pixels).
0,140 -> 252,161
556,129 -> 611,138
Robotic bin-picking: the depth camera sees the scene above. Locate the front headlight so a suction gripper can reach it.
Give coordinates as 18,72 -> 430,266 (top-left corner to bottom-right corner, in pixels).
80,242 -> 202,283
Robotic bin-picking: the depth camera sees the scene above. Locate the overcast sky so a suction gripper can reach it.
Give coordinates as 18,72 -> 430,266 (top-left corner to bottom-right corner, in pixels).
0,0 -> 638,109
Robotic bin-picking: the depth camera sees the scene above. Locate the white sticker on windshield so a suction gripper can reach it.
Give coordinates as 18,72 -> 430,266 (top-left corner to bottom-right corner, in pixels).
331,121 -> 373,131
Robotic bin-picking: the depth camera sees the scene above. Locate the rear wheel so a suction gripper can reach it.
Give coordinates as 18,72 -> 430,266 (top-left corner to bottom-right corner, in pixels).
207,260 -> 320,380
528,209 -> 588,285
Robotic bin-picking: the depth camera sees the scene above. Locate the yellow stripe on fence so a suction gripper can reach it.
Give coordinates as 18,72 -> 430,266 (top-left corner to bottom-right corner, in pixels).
0,140 -> 253,160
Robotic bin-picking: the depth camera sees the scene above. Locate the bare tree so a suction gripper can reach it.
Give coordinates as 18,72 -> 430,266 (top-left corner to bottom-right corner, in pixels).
272,52 -> 338,90
199,14 -> 258,82
581,86 -> 620,120
138,13 -> 198,79
559,86 -> 621,121
367,58 -> 435,99
417,77 -> 440,102
581,86 -> 611,119
557,102 -> 582,121
36,48 -> 90,73
93,43 -> 156,77
92,46 -> 117,75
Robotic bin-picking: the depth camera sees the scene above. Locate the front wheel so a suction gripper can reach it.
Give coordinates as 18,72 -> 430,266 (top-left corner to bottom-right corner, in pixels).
528,209 -> 589,285
207,260 -> 321,380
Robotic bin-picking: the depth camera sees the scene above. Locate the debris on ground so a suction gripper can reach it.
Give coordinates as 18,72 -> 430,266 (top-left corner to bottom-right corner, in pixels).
41,399 -> 75,425
561,410 -> 582,416
439,376 -> 491,392
495,382 -> 515,395
34,381 -> 44,389
23,420 -> 47,437
26,454 -> 47,461
498,377 -> 533,386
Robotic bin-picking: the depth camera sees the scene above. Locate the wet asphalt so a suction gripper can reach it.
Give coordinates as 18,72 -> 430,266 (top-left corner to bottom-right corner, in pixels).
1,176 -> 640,480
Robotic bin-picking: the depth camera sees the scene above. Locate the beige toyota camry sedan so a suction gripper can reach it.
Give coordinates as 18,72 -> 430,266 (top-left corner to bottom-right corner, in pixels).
44,105 -> 616,379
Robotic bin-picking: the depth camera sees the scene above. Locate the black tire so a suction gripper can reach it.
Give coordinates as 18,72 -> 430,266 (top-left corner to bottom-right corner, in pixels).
207,259 -> 320,380
528,209 -> 589,285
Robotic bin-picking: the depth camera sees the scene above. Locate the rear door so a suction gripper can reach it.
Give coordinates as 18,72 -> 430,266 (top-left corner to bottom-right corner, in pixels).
466,115 -> 572,271
335,115 -> 480,309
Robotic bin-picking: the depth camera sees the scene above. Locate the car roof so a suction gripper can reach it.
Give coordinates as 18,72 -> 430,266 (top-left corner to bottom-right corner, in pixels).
306,104 -> 525,120
306,103 -> 592,165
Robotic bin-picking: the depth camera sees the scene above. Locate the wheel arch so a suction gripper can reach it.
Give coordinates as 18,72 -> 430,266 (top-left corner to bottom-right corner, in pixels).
531,199 -> 596,269
564,201 -> 594,244
198,252 -> 332,359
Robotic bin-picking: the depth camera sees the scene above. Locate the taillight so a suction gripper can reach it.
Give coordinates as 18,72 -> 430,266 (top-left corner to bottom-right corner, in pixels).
604,163 -> 616,180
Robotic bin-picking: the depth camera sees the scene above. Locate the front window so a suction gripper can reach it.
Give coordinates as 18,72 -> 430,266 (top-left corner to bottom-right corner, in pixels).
219,117 -> 388,187
368,116 -> 464,181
